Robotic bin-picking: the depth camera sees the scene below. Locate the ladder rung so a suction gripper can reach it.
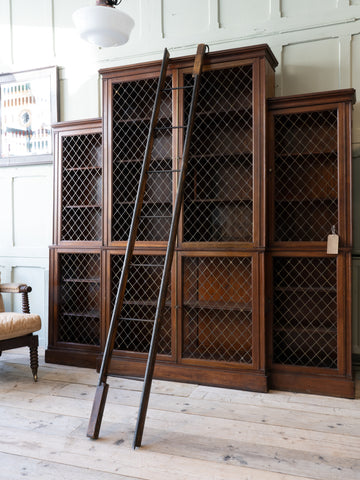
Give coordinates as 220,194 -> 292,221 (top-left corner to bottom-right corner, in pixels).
154,125 -> 186,130
147,169 -> 181,173
140,215 -> 172,219
130,263 -> 164,268
121,317 -> 154,323
161,86 -> 193,92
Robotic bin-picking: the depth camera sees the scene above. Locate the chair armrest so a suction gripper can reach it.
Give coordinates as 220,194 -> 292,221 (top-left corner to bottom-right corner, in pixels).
0,283 -> 32,314
0,283 -> 32,294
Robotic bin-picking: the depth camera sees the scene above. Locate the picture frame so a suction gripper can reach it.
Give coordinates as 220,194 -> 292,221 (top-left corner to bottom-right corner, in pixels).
0,66 -> 58,166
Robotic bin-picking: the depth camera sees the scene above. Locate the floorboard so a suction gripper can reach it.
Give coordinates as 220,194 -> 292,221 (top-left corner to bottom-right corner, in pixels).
0,348 -> 359,480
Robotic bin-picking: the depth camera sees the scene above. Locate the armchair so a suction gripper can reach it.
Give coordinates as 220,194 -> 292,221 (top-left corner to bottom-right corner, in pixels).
0,274 -> 41,381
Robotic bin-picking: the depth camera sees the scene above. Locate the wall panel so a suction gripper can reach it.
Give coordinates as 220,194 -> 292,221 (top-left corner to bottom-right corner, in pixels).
13,175 -> 52,248
351,33 -> 360,144
0,165 -> 51,347
53,0 -> 89,60
0,0 -> 12,65
219,0 -> 270,28
163,0 -> 209,37
0,177 -> 12,247
59,68 -> 100,121
11,0 -> 54,64
0,261 -> 48,346
13,265 -> 48,346
352,258 -> 360,356
281,0 -> 338,17
353,155 -> 360,255
281,38 -> 340,95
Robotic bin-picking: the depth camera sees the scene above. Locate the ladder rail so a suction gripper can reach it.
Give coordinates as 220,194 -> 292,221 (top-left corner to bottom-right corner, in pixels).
87,48 -> 170,440
133,43 -> 207,449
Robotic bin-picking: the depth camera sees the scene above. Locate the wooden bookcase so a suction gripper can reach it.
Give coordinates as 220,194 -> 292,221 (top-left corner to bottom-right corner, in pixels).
267,90 -> 355,397
46,119 -> 103,367
46,46 -> 355,398
100,44 -> 277,392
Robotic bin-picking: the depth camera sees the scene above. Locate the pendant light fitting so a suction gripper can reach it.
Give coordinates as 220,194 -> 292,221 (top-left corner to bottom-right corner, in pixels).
72,0 -> 134,48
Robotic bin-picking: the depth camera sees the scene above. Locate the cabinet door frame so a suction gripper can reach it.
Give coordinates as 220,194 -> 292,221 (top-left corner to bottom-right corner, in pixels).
267,250 -> 354,398
176,250 -> 265,373
53,119 -> 103,248
177,57 -> 269,251
46,247 -> 103,368
103,247 -> 177,363
103,66 -> 175,249
267,92 -> 354,250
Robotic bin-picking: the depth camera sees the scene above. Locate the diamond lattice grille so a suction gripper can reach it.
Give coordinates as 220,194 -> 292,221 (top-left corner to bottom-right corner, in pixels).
58,253 -> 101,345
182,256 -> 253,363
61,133 -> 102,242
273,110 -> 338,242
112,77 -> 173,242
183,65 -> 253,242
273,257 -> 337,369
111,254 -> 171,355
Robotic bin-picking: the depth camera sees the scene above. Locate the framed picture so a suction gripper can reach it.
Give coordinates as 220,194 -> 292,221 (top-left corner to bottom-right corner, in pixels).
0,66 -> 58,166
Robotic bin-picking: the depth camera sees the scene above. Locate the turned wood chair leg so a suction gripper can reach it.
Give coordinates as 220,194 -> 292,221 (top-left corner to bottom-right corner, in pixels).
29,344 -> 39,382
22,286 -> 39,381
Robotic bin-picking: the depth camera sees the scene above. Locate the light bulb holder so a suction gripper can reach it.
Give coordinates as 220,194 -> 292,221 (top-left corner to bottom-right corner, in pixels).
96,0 -> 122,6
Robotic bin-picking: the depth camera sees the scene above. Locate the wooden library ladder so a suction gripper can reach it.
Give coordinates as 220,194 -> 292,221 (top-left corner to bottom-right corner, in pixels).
87,44 -> 207,448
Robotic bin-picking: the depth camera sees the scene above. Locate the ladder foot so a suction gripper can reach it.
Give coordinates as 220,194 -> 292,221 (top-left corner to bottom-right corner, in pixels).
87,382 -> 109,439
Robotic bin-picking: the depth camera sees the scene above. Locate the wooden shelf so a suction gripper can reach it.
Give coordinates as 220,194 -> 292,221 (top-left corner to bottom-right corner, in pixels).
274,286 -> 337,293
61,311 -> 100,318
64,166 -> 102,172
62,278 -> 100,283
183,300 -> 252,312
185,198 -> 253,204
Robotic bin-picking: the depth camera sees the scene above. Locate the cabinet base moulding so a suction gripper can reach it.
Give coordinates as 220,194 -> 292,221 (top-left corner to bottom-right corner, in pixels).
102,356 -> 269,393
45,347 -> 99,369
270,370 -> 355,399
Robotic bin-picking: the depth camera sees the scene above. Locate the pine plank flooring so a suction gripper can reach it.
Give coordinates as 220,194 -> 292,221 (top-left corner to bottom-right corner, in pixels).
0,348 -> 359,480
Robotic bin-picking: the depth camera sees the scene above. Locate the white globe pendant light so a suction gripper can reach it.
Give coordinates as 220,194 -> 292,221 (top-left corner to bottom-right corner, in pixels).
72,0 -> 134,48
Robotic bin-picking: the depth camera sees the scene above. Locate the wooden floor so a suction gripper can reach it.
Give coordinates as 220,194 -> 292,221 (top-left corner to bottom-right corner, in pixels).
1,349 -> 360,480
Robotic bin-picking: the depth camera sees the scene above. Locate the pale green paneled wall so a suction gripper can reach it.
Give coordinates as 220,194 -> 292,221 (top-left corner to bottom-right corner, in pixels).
1,0 -> 360,351
3,1 -> 360,126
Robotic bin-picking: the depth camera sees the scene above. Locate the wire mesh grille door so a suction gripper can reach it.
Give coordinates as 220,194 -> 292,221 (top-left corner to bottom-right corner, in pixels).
273,109 -> 338,242
61,133 -> 102,242
183,65 -> 253,243
182,256 -> 253,364
272,256 -> 338,369
111,76 -> 173,242
57,252 -> 101,346
110,254 -> 172,356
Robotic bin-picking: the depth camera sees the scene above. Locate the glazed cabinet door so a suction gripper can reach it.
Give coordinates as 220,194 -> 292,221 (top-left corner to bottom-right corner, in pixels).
46,248 -> 102,368
181,62 -> 255,247
268,92 -> 354,248
269,252 -> 353,397
106,72 -> 174,247
177,252 -> 266,391
104,249 -> 174,377
53,120 -> 102,246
